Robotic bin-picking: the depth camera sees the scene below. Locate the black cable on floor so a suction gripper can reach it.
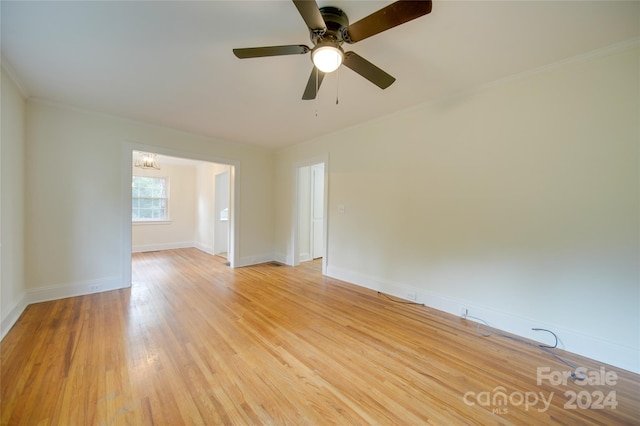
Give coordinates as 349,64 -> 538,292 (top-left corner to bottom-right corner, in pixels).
464,314 -> 585,381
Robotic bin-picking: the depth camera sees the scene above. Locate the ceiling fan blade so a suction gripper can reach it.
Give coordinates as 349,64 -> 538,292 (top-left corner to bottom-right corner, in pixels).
344,0 -> 432,43
302,67 -> 325,100
233,45 -> 310,59
343,52 -> 395,89
292,0 -> 326,31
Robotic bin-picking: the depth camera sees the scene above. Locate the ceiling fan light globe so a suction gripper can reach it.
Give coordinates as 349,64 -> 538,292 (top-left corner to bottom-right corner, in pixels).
312,46 -> 344,73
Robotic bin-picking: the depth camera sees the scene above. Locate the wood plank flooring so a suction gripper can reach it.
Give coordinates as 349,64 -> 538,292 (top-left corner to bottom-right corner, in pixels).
2,248 -> 639,425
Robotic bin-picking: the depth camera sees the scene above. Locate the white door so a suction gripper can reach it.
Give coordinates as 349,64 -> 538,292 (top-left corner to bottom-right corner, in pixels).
214,171 -> 229,257
311,163 -> 324,259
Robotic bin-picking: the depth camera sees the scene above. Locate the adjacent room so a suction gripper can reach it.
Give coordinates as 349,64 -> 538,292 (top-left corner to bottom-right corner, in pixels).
1,0 -> 638,424
130,151 -> 234,260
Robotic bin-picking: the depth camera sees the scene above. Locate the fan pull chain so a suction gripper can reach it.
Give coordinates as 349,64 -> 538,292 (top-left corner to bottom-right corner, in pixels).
336,67 -> 340,105
315,67 -> 319,117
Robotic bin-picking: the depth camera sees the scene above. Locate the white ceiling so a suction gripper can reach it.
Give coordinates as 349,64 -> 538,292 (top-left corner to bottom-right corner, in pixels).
2,1 -> 639,150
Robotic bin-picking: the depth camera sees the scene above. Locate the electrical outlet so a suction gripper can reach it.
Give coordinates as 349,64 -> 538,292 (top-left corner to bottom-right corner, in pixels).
462,308 -> 469,319
407,292 -> 417,301
89,284 -> 101,293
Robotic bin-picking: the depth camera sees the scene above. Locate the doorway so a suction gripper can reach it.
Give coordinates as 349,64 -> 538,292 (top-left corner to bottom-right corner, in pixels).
296,162 -> 326,269
123,147 -> 238,287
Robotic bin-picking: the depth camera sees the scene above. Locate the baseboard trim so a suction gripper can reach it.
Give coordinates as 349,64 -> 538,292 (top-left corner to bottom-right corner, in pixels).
1,292 -> 28,340
194,242 -> 215,255
27,276 -> 127,304
132,241 -> 195,253
236,253 -> 276,268
272,253 -> 290,265
326,265 -> 639,374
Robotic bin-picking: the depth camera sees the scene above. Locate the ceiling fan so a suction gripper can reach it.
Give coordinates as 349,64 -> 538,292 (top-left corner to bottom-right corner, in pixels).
232,0 -> 433,100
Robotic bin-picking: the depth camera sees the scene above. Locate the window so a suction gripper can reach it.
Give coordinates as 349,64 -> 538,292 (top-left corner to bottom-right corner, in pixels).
132,176 -> 168,221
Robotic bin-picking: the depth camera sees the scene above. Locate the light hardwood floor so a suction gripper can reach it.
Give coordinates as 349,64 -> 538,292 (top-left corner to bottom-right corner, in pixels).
2,248 -> 638,425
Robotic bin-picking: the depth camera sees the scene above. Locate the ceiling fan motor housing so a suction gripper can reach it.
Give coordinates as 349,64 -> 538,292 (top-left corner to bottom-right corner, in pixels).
312,6 -> 349,45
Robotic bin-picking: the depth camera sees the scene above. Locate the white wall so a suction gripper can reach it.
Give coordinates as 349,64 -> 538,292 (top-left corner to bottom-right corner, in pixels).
275,46 -> 640,373
24,100 -> 275,301
0,67 -> 27,338
132,162 -> 197,252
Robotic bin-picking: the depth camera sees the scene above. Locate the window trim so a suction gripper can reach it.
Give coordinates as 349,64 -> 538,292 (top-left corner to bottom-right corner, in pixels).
132,175 -> 170,223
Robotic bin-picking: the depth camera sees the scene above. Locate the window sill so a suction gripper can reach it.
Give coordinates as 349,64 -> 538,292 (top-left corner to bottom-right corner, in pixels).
132,220 -> 172,226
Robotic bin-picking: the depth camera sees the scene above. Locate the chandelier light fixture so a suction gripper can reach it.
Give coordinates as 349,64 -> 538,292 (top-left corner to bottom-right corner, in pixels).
134,151 -> 160,170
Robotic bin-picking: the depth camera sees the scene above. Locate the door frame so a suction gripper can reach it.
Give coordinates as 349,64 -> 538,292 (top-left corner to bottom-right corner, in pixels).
292,155 -> 329,274
121,142 -> 239,287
